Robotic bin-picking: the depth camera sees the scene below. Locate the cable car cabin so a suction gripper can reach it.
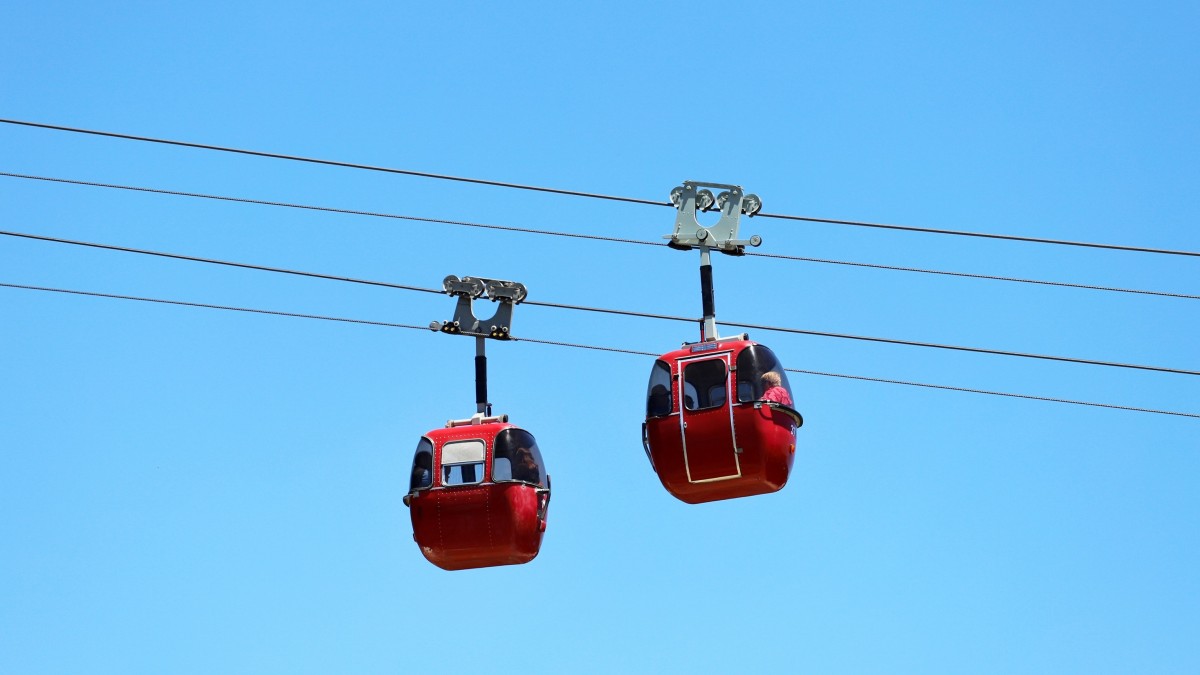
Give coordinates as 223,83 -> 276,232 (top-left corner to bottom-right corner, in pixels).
642,337 -> 803,504
404,416 -> 550,571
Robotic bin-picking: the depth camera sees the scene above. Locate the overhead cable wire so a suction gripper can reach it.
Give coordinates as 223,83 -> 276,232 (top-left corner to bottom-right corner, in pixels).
754,211 -> 1200,258
523,299 -> 700,324
0,282 -> 430,331
782,368 -> 1200,419
3,281 -> 1196,420
0,172 -> 661,249
532,295 -> 1200,377
0,229 -> 443,296
514,336 -> 659,358
745,249 -> 1200,301
3,228 -> 1198,377
0,118 -> 664,208
720,318 -> 1200,377
4,118 -> 1199,258
3,172 -> 1195,301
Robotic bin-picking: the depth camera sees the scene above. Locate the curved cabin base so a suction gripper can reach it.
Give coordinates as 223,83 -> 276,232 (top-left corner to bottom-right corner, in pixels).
663,478 -> 782,505
409,482 -> 545,571
648,405 -> 797,504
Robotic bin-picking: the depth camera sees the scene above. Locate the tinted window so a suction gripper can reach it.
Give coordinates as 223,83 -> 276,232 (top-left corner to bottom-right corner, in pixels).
493,428 -> 546,487
736,344 -> 794,407
441,439 -> 486,486
646,360 -> 673,417
683,359 -> 728,411
409,437 -> 434,492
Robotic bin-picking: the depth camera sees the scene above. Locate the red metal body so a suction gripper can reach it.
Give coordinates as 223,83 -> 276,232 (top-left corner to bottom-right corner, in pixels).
404,420 -> 550,571
643,338 -> 802,504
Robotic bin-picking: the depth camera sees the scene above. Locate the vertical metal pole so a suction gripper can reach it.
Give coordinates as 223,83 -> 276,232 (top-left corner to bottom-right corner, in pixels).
699,247 -> 717,341
474,336 -> 490,416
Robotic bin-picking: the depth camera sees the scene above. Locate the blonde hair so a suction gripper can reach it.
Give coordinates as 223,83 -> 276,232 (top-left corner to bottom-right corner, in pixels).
761,371 -> 782,388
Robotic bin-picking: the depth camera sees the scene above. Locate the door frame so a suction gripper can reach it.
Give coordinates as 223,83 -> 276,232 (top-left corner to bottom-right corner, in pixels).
676,351 -> 741,483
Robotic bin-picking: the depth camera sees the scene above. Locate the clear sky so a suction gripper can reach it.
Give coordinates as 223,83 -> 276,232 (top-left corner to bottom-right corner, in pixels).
2,2 -> 1197,673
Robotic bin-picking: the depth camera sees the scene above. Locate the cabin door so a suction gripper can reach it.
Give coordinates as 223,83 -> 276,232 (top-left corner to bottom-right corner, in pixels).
677,353 -> 740,482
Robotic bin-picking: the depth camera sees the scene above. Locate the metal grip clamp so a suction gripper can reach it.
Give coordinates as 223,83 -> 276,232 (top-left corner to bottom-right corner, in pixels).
430,275 -> 528,339
666,181 -> 763,255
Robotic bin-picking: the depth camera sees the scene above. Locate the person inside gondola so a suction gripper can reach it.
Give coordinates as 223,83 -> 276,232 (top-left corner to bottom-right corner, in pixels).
760,371 -> 793,407
648,384 -> 671,417
411,451 -> 433,489
511,446 -> 541,485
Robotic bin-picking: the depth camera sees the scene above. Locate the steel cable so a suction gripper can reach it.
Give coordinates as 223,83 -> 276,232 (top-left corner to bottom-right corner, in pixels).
4,118 -> 1197,257
3,281 -> 1195,419
2,171 -> 1194,300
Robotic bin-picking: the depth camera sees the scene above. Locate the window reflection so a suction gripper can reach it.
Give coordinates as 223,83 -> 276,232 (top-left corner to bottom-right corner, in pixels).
735,345 -> 795,408
645,360 -> 673,417
494,457 -> 513,481
441,439 -> 486,486
409,437 -> 434,492
683,359 -> 727,411
493,428 -> 545,486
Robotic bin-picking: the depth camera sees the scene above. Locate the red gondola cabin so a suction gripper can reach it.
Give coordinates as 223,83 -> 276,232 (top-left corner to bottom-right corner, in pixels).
643,336 -> 802,504
404,416 -> 550,570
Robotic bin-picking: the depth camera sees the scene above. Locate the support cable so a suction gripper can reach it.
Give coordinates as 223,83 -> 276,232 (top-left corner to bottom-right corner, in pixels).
746,250 -> 1200,301
0,119 -> 663,207
2,228 -> 1197,377
0,281 -> 430,330
755,211 -> 1200,258
2,281 -> 1195,420
0,172 -> 659,249
717,318 -> 1200,377
3,118 -> 1198,257
0,228 -> 443,296
2,172 -> 1194,301
782,368 -> 1199,419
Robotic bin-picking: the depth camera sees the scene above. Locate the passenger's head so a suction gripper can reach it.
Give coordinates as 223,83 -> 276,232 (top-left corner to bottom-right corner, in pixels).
515,447 -> 536,467
761,371 -> 782,389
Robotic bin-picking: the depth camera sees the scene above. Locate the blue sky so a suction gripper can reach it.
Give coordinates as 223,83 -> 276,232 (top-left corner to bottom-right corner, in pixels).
2,2 -> 1197,673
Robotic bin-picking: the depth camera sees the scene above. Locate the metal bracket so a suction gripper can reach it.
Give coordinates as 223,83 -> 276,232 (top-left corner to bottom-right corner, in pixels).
665,181 -> 763,255
429,275 -> 527,339
446,413 -> 509,427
